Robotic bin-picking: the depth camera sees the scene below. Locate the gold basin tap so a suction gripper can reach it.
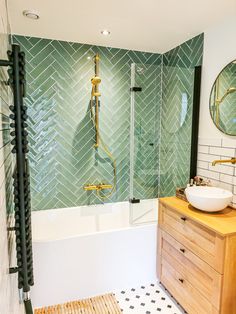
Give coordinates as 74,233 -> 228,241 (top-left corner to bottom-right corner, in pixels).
212,158 -> 236,166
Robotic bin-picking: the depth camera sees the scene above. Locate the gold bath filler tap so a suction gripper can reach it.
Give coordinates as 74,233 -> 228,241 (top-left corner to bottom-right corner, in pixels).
212,157 -> 236,166
83,184 -> 113,191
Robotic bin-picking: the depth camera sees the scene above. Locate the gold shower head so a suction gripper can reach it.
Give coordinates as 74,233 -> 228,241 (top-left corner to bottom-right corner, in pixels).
91,76 -> 101,85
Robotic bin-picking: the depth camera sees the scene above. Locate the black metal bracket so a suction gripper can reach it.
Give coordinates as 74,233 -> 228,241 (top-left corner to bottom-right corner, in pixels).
190,65 -> 202,178
7,226 -> 16,231
129,198 -> 140,204
0,59 -> 13,67
9,267 -> 19,274
24,299 -> 33,314
130,87 -> 142,92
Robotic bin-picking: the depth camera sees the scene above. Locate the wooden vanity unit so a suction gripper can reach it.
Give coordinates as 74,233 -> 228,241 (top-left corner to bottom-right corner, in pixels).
157,197 -> 236,314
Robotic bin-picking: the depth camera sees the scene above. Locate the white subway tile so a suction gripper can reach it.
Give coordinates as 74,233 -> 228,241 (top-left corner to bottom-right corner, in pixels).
198,138 -> 222,147
232,195 -> 236,205
216,181 -> 233,192
198,145 -> 209,154
209,164 -> 234,175
197,168 -> 220,180
195,172 -> 208,181
220,173 -> 234,185
198,153 -> 220,162
197,160 -> 209,169
207,179 -> 220,187
209,146 -> 235,157
222,138 -> 236,148
233,186 -> 236,195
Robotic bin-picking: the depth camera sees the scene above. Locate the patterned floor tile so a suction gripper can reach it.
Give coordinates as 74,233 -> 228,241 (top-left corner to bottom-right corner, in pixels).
115,282 -> 185,314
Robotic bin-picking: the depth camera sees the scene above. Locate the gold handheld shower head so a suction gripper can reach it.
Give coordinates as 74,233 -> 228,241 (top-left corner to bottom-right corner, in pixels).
91,76 -> 101,85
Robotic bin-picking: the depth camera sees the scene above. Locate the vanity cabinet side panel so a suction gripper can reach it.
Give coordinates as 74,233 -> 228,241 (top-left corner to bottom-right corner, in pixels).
157,228 -> 162,279
221,234 -> 236,314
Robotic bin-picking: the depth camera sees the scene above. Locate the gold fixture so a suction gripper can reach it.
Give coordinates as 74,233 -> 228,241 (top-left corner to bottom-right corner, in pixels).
88,53 -> 117,200
215,87 -> 236,105
212,158 -> 236,166
83,184 -> 113,191
91,53 -> 101,147
214,78 -> 236,127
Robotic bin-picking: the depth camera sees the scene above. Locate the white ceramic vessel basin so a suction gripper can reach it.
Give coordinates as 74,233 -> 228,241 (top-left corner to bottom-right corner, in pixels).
185,186 -> 233,212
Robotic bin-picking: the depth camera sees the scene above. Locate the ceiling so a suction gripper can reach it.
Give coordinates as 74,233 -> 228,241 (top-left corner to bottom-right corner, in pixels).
7,0 -> 236,53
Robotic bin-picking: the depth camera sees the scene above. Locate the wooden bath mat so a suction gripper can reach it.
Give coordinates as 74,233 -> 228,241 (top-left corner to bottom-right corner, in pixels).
34,293 -> 122,314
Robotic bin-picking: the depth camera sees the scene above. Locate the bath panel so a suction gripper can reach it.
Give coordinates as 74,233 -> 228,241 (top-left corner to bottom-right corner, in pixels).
31,200 -> 158,308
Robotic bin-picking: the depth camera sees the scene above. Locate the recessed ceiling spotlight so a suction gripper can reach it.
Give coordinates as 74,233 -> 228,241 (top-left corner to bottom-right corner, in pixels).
23,10 -> 40,20
101,30 -> 110,36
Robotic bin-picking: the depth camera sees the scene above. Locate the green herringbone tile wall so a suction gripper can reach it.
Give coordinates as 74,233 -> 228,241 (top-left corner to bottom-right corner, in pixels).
13,34 -> 203,210
13,35 -> 162,210
160,33 -> 204,196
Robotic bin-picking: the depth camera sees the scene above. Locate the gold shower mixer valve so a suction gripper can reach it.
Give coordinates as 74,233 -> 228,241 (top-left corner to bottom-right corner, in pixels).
83,184 -> 113,191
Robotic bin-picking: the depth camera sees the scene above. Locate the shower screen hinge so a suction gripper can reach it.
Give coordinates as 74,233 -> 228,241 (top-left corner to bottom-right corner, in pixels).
130,87 -> 142,92
129,198 -> 140,204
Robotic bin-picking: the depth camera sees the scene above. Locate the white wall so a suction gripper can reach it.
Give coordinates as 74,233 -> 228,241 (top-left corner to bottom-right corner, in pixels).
197,15 -> 236,206
199,15 -> 236,138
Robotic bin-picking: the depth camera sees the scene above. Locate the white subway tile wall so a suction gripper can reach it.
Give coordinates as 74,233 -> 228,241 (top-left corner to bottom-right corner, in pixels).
197,137 -> 236,207
0,0 -> 25,313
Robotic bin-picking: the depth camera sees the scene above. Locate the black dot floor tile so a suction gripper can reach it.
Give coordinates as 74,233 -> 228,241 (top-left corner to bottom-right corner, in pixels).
115,281 -> 185,313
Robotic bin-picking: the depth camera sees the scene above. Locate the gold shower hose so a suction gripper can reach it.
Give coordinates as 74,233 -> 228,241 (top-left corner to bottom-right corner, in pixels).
89,89 -> 117,200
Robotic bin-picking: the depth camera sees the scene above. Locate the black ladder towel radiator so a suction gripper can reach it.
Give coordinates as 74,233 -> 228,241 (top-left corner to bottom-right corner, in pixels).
0,44 -> 34,314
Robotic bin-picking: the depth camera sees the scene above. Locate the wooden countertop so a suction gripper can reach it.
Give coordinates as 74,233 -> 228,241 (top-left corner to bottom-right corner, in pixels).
159,196 -> 236,236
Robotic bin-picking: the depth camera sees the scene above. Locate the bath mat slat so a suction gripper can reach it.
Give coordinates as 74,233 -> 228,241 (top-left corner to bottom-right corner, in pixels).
34,293 -> 122,314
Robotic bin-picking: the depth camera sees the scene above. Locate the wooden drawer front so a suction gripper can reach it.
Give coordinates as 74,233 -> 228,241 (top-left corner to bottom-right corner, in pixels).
161,257 -> 217,314
159,203 -> 224,272
160,230 -> 222,309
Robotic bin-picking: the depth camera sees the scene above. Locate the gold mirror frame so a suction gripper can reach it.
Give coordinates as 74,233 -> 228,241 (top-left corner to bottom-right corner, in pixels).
209,60 -> 236,136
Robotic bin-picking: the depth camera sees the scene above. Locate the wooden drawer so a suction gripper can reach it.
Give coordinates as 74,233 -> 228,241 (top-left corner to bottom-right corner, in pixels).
159,202 -> 225,273
161,256 -> 218,314
159,229 -> 222,309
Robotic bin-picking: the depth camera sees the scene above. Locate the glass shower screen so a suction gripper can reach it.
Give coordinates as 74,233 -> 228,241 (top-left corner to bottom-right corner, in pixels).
129,63 -> 161,225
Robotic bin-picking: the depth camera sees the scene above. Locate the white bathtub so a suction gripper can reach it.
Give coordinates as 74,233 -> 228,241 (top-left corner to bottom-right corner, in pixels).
31,199 -> 158,308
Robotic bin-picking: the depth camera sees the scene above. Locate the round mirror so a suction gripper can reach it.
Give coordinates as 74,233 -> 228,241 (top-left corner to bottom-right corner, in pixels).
210,60 -> 236,135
